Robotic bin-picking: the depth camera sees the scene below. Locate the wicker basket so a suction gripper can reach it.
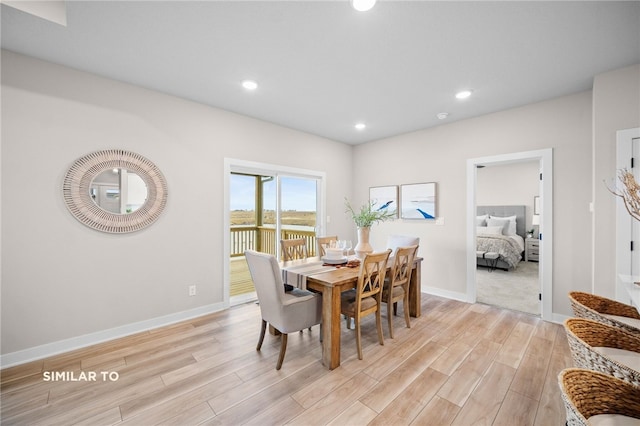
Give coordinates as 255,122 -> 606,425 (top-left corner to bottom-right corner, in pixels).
564,318 -> 640,386
568,291 -> 640,336
558,368 -> 640,426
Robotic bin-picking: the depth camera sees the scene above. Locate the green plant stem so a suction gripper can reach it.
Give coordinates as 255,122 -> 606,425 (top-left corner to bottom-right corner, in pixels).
345,198 -> 395,227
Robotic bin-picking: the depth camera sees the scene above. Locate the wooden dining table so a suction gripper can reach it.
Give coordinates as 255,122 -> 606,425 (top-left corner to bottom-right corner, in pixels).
281,255 -> 422,370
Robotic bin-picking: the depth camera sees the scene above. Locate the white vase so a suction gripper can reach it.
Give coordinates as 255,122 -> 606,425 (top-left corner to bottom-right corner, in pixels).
355,227 -> 373,258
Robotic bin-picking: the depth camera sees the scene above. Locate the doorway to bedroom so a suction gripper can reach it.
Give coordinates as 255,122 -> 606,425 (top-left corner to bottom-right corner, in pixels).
467,148 -> 553,321
475,161 -> 540,316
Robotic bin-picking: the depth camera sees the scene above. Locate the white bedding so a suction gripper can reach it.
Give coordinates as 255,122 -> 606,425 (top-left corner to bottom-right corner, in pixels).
509,234 -> 525,252
476,232 -> 523,269
476,207 -> 526,269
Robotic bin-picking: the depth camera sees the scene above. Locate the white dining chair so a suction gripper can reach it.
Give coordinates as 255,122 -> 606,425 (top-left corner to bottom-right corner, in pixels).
244,250 -> 322,370
386,235 -> 420,256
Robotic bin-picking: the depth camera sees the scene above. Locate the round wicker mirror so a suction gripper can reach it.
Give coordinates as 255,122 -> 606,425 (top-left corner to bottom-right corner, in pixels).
63,149 -> 167,233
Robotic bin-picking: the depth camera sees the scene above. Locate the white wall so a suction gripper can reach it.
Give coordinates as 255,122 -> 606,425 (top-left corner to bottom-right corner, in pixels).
0,50 -> 354,361
592,64 -> 640,299
477,161 -> 540,232
353,91 -> 594,315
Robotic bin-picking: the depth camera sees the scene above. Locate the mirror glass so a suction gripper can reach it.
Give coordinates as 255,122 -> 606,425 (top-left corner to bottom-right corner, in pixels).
90,168 -> 148,214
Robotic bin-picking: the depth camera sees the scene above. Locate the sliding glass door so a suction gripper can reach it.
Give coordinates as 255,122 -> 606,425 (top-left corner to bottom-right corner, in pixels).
278,176 -> 317,256
226,159 -> 325,305
230,174 -> 318,257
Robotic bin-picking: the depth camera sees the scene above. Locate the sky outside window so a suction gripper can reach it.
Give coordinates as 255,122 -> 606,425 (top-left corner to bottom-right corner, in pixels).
230,174 -> 316,211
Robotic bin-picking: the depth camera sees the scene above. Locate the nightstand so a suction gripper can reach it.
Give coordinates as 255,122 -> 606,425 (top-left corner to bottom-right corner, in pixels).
525,238 -> 539,262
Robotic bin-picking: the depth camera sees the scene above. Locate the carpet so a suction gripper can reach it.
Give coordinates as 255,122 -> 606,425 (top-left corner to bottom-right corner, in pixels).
476,260 -> 540,315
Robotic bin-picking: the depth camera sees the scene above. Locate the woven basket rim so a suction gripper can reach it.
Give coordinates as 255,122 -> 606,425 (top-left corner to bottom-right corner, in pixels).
558,368 -> 640,422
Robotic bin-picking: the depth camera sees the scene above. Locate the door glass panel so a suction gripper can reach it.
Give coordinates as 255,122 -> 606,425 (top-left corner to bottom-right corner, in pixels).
281,177 -> 317,228
230,174 -> 256,227
280,176 -> 317,256
229,169 -> 321,303
230,173 -> 259,300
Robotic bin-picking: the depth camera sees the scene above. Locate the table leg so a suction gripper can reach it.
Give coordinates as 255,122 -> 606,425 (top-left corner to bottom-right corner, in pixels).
409,261 -> 422,318
322,288 -> 340,370
316,284 -> 342,370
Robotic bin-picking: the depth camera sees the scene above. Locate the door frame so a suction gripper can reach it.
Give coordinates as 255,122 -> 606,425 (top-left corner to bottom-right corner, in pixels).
466,148 -> 553,320
223,158 -> 326,307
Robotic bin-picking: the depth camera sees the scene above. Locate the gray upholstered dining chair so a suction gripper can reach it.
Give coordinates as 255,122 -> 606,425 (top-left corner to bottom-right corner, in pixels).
244,250 -> 322,370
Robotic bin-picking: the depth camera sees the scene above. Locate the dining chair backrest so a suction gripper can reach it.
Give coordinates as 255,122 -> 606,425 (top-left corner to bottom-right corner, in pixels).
245,250 -> 285,319
358,249 -> 392,303
386,235 -> 419,256
389,245 -> 419,290
316,235 -> 338,257
281,238 -> 308,261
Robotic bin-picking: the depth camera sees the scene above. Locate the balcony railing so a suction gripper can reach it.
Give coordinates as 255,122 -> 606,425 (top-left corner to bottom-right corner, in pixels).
230,226 -> 319,259
230,226 -> 319,298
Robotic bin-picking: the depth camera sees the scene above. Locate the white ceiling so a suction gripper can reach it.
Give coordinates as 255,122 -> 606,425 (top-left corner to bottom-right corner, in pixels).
2,1 -> 639,144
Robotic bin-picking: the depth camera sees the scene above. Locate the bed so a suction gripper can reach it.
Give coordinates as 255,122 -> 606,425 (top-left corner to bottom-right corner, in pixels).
476,205 -> 526,270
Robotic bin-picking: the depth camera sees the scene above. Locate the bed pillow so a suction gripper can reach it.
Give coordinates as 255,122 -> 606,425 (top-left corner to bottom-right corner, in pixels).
490,214 -> 516,221
487,218 -> 511,235
489,215 -> 517,235
476,214 -> 488,226
477,225 -> 503,235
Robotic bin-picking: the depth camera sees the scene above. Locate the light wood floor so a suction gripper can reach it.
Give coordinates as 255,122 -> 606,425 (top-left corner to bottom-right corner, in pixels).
0,295 -> 573,425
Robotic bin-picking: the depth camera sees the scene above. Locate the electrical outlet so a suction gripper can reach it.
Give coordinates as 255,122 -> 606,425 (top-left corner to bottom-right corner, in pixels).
188,285 -> 196,296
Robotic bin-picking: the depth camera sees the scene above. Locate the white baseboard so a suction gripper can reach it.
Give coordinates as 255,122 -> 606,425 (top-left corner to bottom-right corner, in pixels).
551,312 -> 571,325
422,286 -> 469,303
230,291 -> 257,306
0,302 -> 226,369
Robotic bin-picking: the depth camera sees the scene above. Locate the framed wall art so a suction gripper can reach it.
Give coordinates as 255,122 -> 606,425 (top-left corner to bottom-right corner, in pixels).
400,182 -> 437,220
369,185 -> 398,218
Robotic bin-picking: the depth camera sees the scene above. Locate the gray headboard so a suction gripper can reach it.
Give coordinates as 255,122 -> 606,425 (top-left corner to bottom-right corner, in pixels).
477,205 -> 527,239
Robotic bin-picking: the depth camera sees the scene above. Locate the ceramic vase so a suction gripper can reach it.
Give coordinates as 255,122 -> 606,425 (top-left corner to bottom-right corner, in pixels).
355,227 -> 373,258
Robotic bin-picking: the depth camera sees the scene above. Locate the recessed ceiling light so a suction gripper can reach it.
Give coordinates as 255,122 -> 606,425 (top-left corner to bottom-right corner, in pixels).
351,0 -> 377,12
355,123 -> 366,130
242,80 -> 258,90
436,112 -> 449,120
455,90 -> 473,99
